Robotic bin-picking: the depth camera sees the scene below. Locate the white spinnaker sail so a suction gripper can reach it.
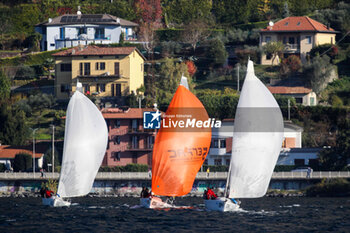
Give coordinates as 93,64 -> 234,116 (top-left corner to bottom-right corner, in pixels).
228,60 -> 283,198
57,91 -> 108,198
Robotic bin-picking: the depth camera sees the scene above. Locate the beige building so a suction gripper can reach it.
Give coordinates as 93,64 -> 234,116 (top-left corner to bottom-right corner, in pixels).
52,45 -> 145,100
260,16 -> 337,65
267,86 -> 317,106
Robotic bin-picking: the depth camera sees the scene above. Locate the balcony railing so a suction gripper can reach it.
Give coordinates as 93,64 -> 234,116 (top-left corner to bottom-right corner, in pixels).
284,43 -> 300,51
55,34 -> 112,41
76,71 -> 119,78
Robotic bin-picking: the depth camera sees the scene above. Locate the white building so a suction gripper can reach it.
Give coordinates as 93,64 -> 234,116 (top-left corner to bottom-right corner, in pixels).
35,13 -> 138,51
277,148 -> 321,166
206,119 -> 305,166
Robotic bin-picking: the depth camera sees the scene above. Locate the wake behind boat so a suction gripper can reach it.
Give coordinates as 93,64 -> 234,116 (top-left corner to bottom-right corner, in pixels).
140,76 -> 211,209
42,83 -> 108,207
205,60 -> 284,211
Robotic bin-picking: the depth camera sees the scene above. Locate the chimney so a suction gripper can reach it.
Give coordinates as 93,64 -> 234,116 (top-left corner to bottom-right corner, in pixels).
72,49 -> 75,55
48,18 -> 52,23
117,18 -> 120,24
78,44 -> 84,51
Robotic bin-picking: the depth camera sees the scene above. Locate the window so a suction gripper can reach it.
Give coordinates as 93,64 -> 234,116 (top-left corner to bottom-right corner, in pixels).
77,27 -> 86,35
214,159 -> 222,165
60,63 -> 72,72
131,136 -> 138,149
283,36 -> 287,44
297,22 -> 301,26
114,136 -> 120,145
96,62 -> 105,70
132,119 -> 138,131
114,62 -> 120,76
295,97 -> 303,104
84,63 -> 90,75
95,28 -> 105,39
265,36 -> 271,43
116,120 -> 120,128
97,83 -> 106,92
310,97 -> 315,106
294,159 -> 305,166
220,139 -> 226,148
50,43 -> 55,47
113,152 -> 121,161
288,37 -> 295,44
306,36 -> 312,44
59,27 -> 65,39
266,53 -> 272,60
226,159 -> 230,166
211,139 -> 219,148
83,84 -> 90,93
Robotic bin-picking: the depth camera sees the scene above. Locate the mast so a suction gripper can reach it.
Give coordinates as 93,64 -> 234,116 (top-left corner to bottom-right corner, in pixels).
224,149 -> 233,198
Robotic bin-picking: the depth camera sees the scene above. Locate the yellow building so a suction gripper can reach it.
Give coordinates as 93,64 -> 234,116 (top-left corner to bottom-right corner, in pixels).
260,16 -> 337,65
52,45 -> 145,100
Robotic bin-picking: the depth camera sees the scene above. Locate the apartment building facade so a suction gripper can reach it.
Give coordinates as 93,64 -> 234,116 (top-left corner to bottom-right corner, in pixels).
52,45 -> 145,100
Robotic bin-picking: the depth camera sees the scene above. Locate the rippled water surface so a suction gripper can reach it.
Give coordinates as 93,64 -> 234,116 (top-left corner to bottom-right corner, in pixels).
1,197 -> 349,232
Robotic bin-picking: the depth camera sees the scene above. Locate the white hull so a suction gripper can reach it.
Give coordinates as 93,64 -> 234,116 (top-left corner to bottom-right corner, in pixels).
204,197 -> 240,212
42,197 -> 71,207
140,197 -> 174,209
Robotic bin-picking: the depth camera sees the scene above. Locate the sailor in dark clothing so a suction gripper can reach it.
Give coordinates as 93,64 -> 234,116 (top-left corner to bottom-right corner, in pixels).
140,187 -> 146,198
40,187 -> 46,198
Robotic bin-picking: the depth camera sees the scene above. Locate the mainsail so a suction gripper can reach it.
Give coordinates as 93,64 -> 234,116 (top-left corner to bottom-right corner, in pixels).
57,91 -> 108,198
227,60 -> 284,198
151,77 -> 212,196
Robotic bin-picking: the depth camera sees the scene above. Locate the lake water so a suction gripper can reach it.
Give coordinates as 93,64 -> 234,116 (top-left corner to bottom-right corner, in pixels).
0,197 -> 349,232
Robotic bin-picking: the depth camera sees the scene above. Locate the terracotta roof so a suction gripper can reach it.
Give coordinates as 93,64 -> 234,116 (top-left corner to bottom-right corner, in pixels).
52,45 -> 142,57
268,86 -> 313,94
261,16 -> 335,32
0,145 -> 44,159
35,14 -> 138,27
102,108 -> 158,119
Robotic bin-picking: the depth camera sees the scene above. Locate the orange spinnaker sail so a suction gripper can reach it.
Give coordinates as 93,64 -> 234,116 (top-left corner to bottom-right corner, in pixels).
151,85 -> 212,196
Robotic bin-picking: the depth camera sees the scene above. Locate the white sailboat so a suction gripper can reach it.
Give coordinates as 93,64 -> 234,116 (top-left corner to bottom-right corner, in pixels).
42,82 -> 108,207
205,60 -> 284,211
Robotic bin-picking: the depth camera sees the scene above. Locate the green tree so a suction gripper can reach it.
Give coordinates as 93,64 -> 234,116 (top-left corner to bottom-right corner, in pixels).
263,41 -> 284,66
303,55 -> 336,94
0,70 -> 11,101
0,105 -> 29,145
155,58 -> 191,109
13,153 -> 32,172
205,37 -> 228,68
163,0 -> 213,25
283,1 -> 290,18
319,119 -> 350,170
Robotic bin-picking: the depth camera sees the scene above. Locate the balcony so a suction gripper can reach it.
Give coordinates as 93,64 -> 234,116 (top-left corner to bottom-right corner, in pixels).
76,70 -> 120,79
128,128 -> 156,134
284,43 -> 300,52
55,34 -> 112,49
126,143 -> 154,151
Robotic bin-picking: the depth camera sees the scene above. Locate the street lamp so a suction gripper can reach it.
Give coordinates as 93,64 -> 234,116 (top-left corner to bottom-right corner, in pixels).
30,128 -> 38,178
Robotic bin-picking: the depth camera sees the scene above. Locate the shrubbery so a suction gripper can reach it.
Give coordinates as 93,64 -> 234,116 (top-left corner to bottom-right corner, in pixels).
305,178 -> 350,197
99,164 -> 149,172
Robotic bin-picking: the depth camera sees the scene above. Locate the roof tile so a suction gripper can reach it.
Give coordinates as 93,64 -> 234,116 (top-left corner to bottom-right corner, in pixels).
261,16 -> 335,32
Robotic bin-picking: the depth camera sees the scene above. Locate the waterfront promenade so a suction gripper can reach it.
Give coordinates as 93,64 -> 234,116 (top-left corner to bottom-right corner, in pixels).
1,171 -> 349,180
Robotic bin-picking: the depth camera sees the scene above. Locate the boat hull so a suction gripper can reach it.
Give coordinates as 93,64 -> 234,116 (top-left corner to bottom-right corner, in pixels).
42,197 -> 71,207
140,197 -> 173,209
204,197 -> 240,212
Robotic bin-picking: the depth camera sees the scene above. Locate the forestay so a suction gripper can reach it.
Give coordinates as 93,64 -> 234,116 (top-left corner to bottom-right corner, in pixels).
57,91 -> 108,198
228,60 -> 284,198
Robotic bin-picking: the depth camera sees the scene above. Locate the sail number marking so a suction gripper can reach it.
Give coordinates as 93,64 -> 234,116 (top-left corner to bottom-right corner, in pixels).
168,147 -> 208,160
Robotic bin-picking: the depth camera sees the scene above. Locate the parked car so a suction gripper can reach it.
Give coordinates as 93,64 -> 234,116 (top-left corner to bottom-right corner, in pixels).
291,167 -> 311,172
